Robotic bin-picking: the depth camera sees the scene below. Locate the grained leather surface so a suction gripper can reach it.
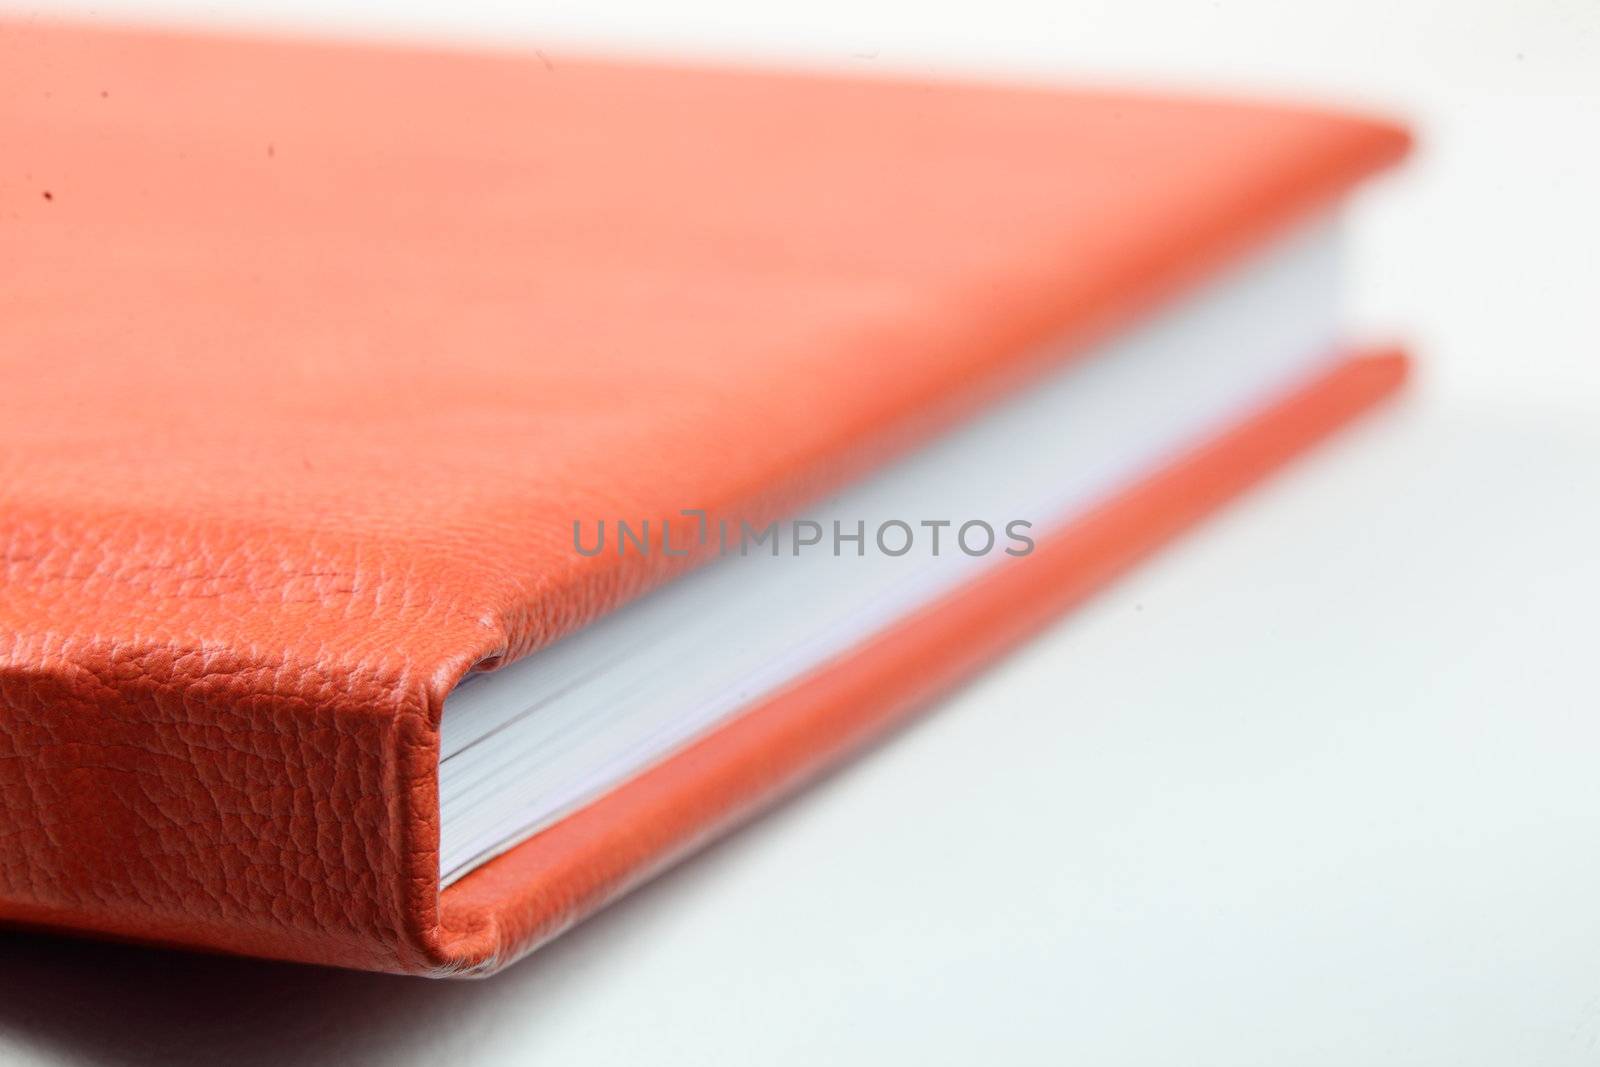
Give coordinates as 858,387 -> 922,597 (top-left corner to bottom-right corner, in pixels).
0,21 -> 1408,974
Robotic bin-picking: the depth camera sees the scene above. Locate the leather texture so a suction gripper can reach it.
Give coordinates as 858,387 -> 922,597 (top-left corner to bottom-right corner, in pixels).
0,21 -> 1409,975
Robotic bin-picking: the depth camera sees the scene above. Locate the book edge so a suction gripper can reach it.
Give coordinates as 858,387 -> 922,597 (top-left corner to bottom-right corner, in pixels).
424,348 -> 1409,977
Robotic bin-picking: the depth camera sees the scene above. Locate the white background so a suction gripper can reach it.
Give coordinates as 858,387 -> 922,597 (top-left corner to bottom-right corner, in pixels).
2,2 -> 1598,1064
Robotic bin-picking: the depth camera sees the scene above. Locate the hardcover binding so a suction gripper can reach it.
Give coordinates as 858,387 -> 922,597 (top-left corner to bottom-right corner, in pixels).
0,350 -> 1406,975
0,22 -> 1410,974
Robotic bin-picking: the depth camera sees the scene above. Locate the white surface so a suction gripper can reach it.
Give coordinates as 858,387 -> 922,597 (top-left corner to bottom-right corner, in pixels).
439,223 -> 1340,886
2,2 -> 1598,1066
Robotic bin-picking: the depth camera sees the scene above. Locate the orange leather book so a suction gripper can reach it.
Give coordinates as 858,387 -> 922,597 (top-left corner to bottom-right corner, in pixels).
0,20 -> 1408,975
